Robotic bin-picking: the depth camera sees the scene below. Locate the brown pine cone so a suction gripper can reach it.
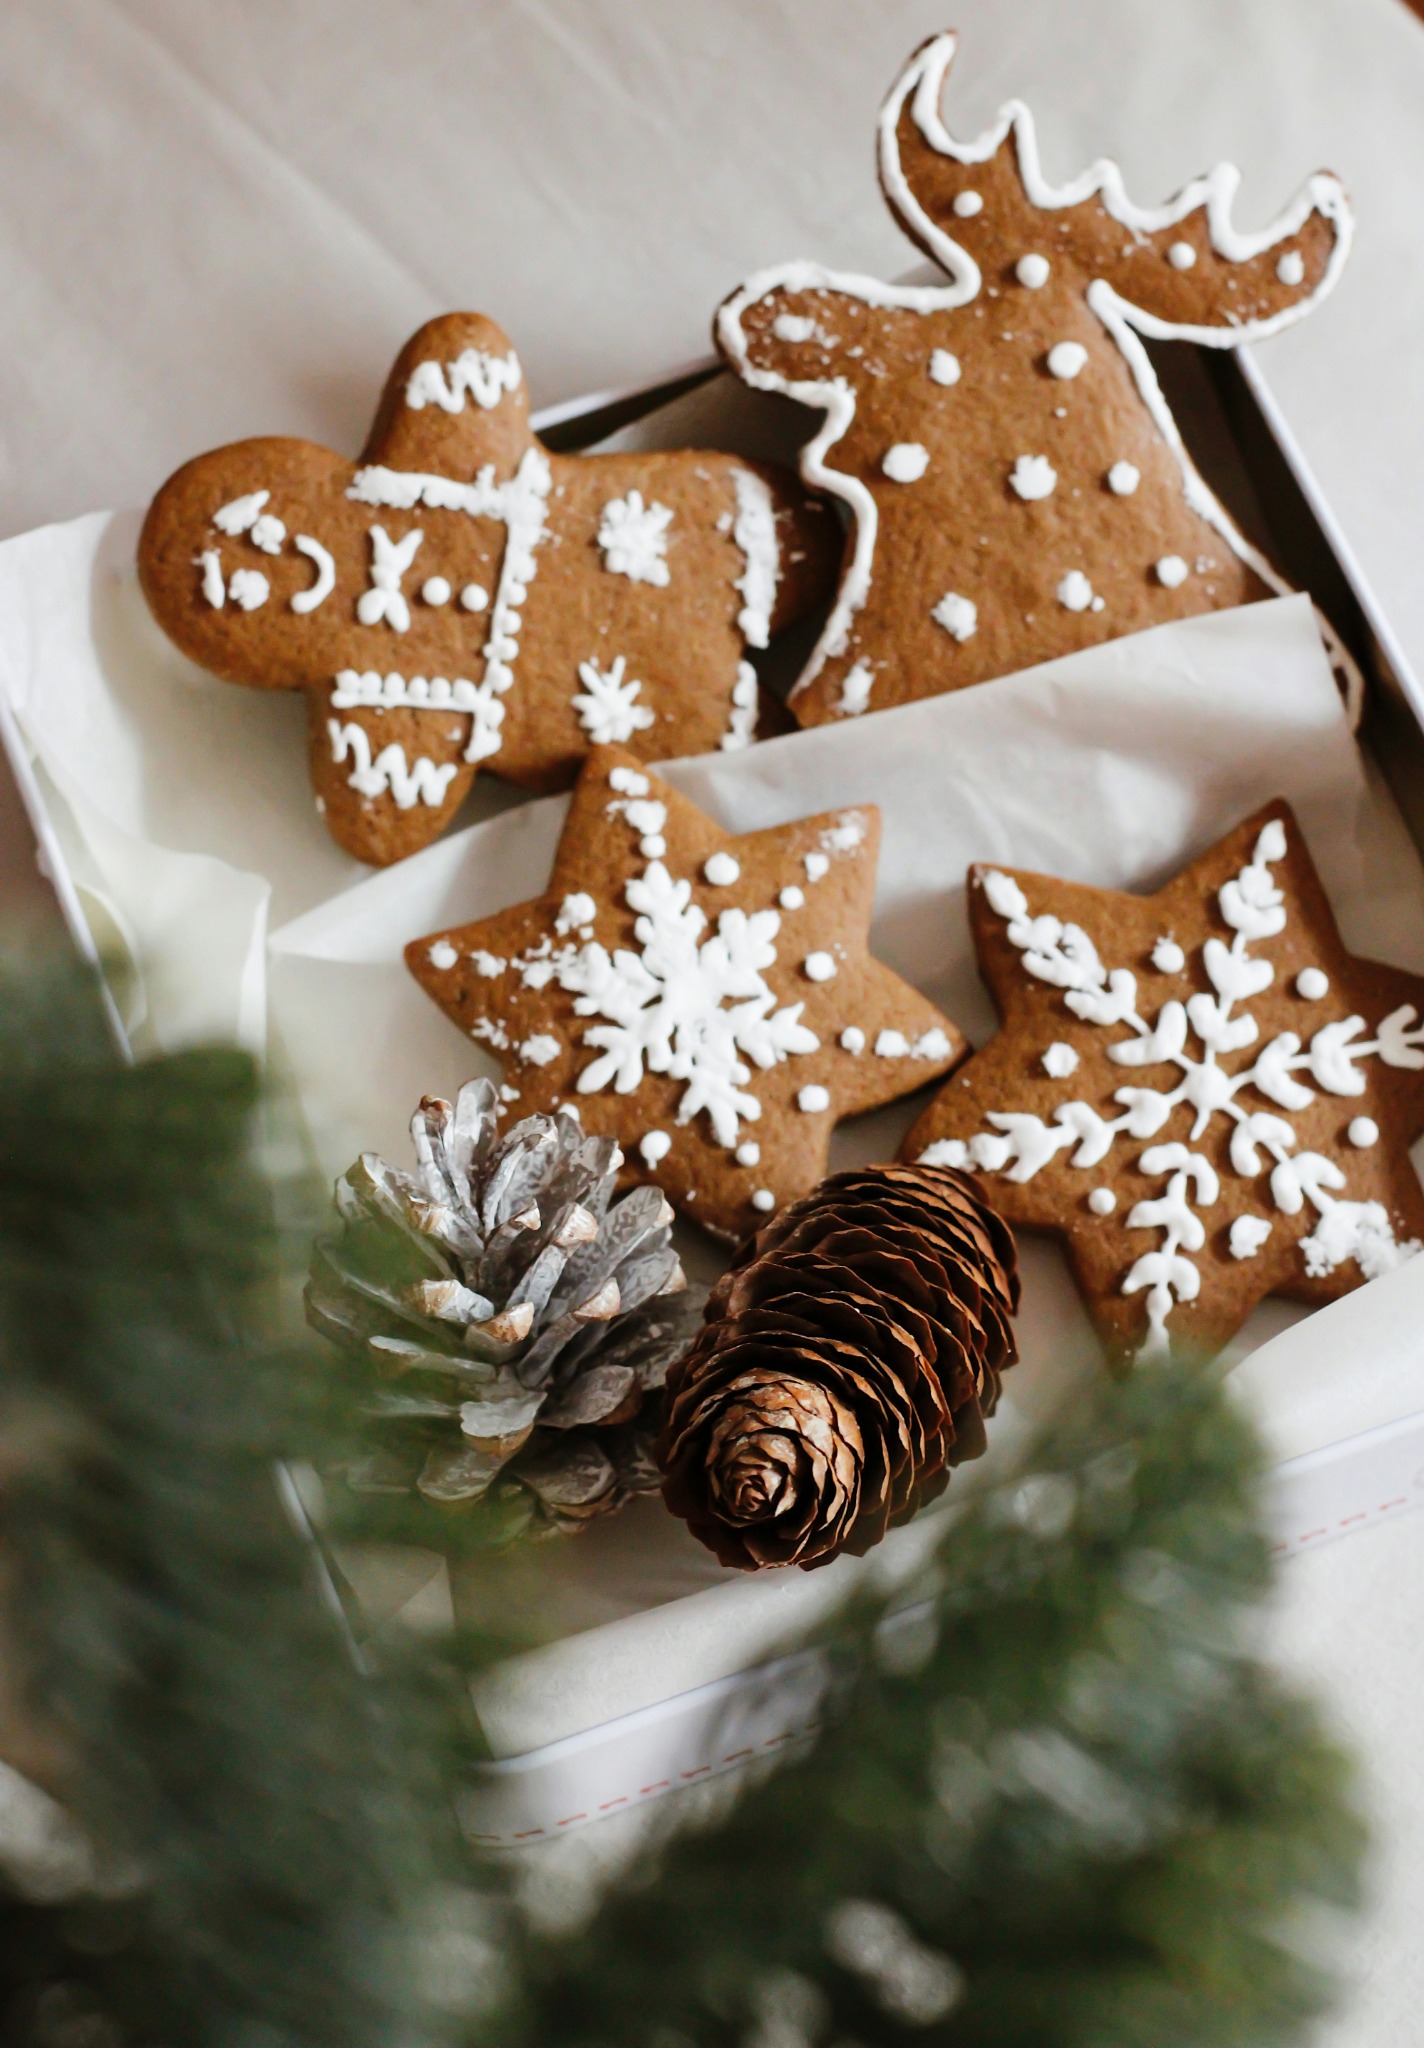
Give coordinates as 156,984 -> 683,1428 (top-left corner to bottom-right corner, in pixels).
656,1164 -> 1019,1571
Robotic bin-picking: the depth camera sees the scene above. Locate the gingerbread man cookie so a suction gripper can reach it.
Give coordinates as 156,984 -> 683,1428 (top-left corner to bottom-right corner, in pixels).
718,32 -> 1355,728
406,745 -> 966,1241
138,313 -> 837,865
903,802 -> 1424,1362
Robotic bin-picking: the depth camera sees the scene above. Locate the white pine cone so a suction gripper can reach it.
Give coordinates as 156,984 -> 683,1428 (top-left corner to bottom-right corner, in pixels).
306,1079 -> 705,1540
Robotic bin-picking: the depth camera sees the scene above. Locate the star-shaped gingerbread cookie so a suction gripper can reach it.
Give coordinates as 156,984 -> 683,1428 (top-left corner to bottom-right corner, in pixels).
903,801 -> 1424,1361
407,745 -> 966,1240
138,311 -> 836,866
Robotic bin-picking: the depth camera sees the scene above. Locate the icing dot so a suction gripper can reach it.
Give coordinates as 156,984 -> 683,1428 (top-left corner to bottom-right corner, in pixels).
640,835 -> 667,858
839,1027 -> 865,1054
1047,341 -> 1088,380
422,576 -> 452,607
929,349 -> 962,386
427,940 -> 458,971
703,852 -> 740,887
1277,250 -> 1305,287
1010,455 -> 1057,501
1168,241 -> 1197,270
250,513 -> 286,554
1107,461 -> 1141,496
779,885 -> 805,911
1156,555 -> 1190,589
460,583 -> 489,612
1088,1188 -> 1117,1216
639,1130 -> 672,1167
953,190 -> 983,218
228,568 -> 269,611
797,1085 -> 831,1114
1016,253 -> 1050,289
609,765 -> 650,796
751,1189 -> 776,1213
1348,1117 -> 1379,1149
932,590 -> 978,643
1042,1041 -> 1079,1079
1152,937 -> 1186,974
773,312 -> 816,343
882,441 -> 930,483
1229,1215 -> 1273,1261
804,852 -> 830,882
735,1141 -> 761,1167
803,952 -> 837,982
519,1034 -> 560,1066
1057,570 -> 1095,613
1296,967 -> 1329,1001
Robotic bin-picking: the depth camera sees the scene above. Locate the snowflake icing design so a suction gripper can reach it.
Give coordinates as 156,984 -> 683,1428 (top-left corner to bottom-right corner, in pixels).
572,655 -> 656,746
597,490 -> 673,586
921,819 -> 1424,1356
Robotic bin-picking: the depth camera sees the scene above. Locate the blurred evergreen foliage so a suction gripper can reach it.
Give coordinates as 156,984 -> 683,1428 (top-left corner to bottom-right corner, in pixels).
0,955 -> 1365,2048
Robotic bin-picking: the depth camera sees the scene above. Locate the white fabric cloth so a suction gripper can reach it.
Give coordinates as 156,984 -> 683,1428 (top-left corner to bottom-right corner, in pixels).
3,4 -> 1424,2037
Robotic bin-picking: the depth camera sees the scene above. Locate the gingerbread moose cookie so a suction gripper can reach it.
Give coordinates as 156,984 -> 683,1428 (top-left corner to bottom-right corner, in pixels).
718,32 -> 1355,727
904,803 -> 1424,1363
138,314 -> 836,865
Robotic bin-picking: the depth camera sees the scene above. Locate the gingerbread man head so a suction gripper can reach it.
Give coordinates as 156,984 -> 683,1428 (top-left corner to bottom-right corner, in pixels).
717,32 -> 1353,728
139,313 -> 837,865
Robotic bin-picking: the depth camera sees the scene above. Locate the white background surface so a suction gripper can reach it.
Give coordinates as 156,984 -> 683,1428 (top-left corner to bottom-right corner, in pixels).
3,2 -> 1424,2038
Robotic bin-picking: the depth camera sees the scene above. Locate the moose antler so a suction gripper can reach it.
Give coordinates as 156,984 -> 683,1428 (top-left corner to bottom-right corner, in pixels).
718,32 -> 1356,733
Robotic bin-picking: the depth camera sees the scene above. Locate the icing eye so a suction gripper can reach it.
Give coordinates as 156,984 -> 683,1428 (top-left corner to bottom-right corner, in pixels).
422,576 -> 452,606
460,583 -> 489,612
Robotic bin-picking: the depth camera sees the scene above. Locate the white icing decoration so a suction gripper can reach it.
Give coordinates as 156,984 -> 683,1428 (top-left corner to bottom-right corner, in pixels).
932,591 -> 977,642
714,34 -> 1355,721
609,766 -> 650,796
291,535 -> 336,613
952,190 -> 983,217
1156,555 -> 1190,589
598,490 -> 672,587
1296,967 -> 1329,1000
358,525 -> 423,632
1230,1214 -> 1273,1260
736,1141 -> 761,1167
840,1028 -> 865,1054
804,952 -> 837,982
327,720 -> 459,810
719,662 -> 759,753
213,489 -> 269,536
929,349 -> 962,386
519,1034 -> 560,1067
523,855 -> 819,1148
1277,250 -> 1306,287
780,887 -> 805,911
556,893 -> 596,935
937,823 -> 1424,1355
804,853 -> 830,883
703,853 -> 740,887
1107,462 -> 1141,497
1057,570 -> 1094,612
1168,242 -> 1197,270
330,670 -> 503,767
822,813 -> 866,855
773,313 -> 816,342
882,442 -> 930,483
1047,342 -> 1088,380
470,951 -> 506,977
751,1189 -> 777,1213
406,347 -> 521,413
797,1085 -> 831,1113
1011,455 -> 1057,501
427,940 -> 458,971
422,576 -> 452,607
731,468 -> 781,649
460,584 -> 489,612
1088,1188 -> 1117,1216
228,568 -> 269,611
834,661 -> 875,716
1152,937 -> 1186,974
639,1130 -> 672,1166
198,550 -> 225,608
1043,1042 -> 1079,1078
250,514 -> 286,555
875,1028 -> 953,1060
1016,254 -> 1050,288
572,655 -> 656,746
1348,1117 -> 1379,1149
